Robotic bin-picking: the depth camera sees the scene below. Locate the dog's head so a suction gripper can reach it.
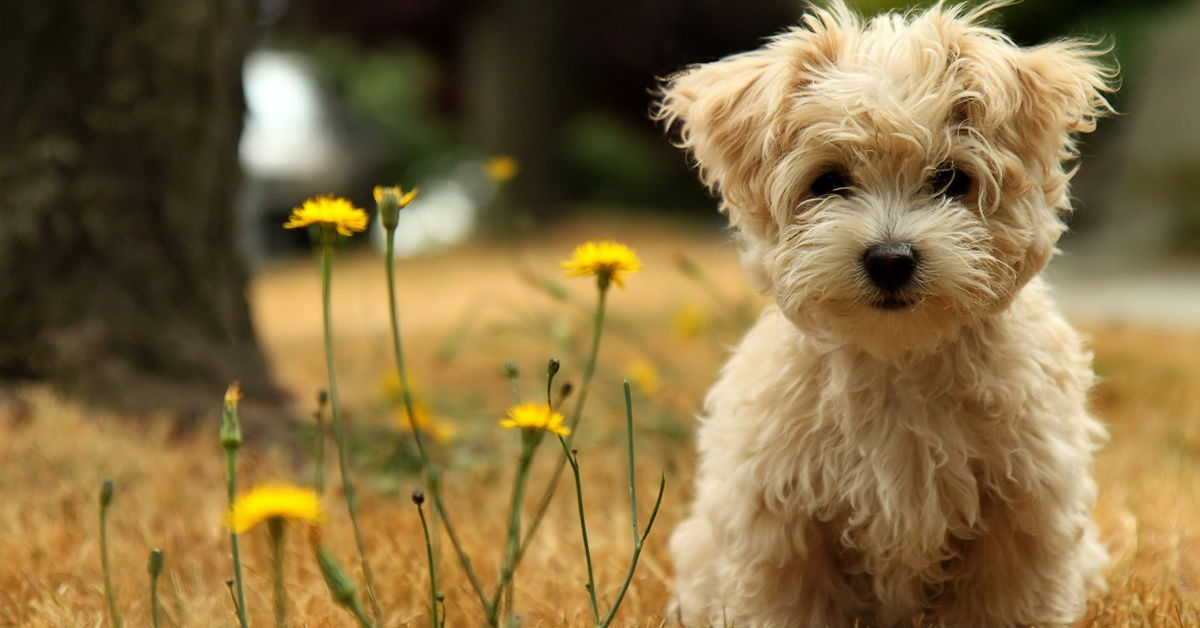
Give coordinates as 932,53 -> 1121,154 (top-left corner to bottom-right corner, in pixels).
656,1 -> 1114,358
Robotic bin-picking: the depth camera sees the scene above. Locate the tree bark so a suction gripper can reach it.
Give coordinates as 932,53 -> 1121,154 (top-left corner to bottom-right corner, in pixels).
0,0 -> 282,420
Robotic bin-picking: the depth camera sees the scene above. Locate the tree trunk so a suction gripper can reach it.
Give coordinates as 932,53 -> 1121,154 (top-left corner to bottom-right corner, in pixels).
0,0 -> 283,420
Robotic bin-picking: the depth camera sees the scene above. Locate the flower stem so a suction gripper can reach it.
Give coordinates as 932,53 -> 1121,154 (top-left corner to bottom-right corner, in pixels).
321,241 -> 383,624
598,473 -> 666,628
269,518 -> 287,628
314,391 -> 328,495
623,382 -> 638,545
488,438 -> 538,627
384,228 -> 489,613
147,549 -> 164,628
516,284 -> 610,568
415,495 -> 441,628
99,479 -> 121,628
225,450 -> 249,628
558,437 -> 600,625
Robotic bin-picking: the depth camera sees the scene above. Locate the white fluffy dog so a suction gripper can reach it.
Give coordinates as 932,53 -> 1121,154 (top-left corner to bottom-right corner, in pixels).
655,2 -> 1115,626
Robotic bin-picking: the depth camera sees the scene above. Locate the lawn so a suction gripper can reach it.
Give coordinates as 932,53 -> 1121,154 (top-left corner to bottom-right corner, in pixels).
2,214 -> 1197,627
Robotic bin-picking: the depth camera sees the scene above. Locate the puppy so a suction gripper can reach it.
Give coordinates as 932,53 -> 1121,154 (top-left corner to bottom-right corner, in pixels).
656,2 -> 1115,626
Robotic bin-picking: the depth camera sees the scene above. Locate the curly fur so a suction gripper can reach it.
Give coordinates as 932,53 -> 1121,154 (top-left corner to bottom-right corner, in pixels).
655,2 -> 1116,625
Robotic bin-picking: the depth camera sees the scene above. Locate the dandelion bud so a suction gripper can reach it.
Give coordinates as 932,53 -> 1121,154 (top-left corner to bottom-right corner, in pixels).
547,358 -> 560,378
317,389 -> 328,406
220,381 -> 243,451
314,544 -> 359,608
560,381 -> 574,400
100,479 -> 114,508
374,185 -> 419,232
148,548 -> 164,577
504,361 -> 519,379
411,490 -> 425,506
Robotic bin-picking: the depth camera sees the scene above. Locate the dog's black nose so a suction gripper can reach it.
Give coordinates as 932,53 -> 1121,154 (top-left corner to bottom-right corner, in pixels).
862,242 -> 917,291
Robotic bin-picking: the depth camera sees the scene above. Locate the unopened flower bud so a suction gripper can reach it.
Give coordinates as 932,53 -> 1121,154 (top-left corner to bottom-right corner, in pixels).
374,185 -> 419,232
314,544 -> 359,609
547,358 -> 560,378
504,361 -> 519,379
100,479 -> 114,508
411,490 -> 425,506
219,381 -> 243,451
148,549 -> 164,578
560,381 -> 574,400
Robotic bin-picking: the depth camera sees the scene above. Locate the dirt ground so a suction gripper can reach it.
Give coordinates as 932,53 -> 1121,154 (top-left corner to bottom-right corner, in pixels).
2,214 -> 1198,627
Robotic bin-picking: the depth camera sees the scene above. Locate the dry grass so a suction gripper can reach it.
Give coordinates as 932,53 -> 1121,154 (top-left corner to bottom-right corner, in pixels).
2,214 -> 1198,627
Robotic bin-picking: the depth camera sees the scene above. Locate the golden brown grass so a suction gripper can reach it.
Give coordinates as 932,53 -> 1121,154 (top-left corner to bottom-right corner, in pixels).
2,215 -> 1198,627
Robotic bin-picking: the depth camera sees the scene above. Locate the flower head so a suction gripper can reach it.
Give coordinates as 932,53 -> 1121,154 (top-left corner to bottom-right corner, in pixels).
224,381 -> 243,404
500,402 -> 570,436
374,184 -> 419,231
227,485 -> 324,534
283,196 -> 368,237
220,381 -> 243,450
484,155 -> 519,182
561,240 -> 641,289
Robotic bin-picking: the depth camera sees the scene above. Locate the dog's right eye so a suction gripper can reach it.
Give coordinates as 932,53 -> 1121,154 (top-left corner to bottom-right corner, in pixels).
809,169 -> 851,198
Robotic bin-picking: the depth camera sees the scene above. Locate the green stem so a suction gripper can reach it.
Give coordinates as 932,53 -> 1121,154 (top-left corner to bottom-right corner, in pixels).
347,599 -> 374,628
515,284 -> 610,569
384,228 -> 490,612
225,451 -> 249,628
598,474 -> 667,628
321,241 -> 383,624
269,519 -> 287,628
150,577 -> 160,628
416,500 -> 441,628
148,549 -> 163,628
314,393 -> 327,495
488,438 -> 538,627
99,480 -> 121,628
623,382 -> 638,545
558,437 -> 599,625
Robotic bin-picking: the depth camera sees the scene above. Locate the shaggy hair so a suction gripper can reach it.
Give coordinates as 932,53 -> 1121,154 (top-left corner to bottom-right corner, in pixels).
655,2 -> 1116,625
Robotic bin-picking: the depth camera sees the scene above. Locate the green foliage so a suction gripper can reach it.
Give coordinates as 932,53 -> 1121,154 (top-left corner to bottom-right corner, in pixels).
307,37 -> 459,170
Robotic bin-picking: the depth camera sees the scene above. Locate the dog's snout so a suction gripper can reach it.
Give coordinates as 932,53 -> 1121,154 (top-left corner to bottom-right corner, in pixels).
862,242 -> 917,291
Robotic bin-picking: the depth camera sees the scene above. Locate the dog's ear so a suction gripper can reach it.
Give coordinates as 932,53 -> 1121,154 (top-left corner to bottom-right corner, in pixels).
1013,40 -> 1117,150
654,5 -> 855,234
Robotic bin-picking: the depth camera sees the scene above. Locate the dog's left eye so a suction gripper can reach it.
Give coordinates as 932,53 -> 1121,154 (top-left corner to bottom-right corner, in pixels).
929,164 -> 971,198
810,169 -> 852,198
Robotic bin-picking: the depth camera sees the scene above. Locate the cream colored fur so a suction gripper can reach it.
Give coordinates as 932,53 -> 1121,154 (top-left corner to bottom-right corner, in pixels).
655,2 -> 1115,625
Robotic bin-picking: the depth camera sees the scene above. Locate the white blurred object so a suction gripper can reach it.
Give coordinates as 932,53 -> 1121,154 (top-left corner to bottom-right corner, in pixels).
241,50 -> 347,182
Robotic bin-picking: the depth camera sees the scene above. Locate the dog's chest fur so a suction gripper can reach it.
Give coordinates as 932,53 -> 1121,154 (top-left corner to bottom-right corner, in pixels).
700,286 -> 1094,613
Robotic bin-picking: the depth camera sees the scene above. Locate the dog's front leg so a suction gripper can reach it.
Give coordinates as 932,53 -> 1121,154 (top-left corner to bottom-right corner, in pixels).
672,472 -> 862,627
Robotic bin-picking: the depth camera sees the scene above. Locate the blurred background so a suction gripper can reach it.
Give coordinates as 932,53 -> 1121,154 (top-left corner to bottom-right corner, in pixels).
2,0 -> 1199,419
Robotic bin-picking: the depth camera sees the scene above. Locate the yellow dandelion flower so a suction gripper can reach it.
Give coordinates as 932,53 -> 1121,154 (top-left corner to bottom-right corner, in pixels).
500,402 -> 570,436
673,304 -> 710,341
626,360 -> 660,397
484,155 -> 519,182
398,405 -> 457,444
283,195 -> 368,237
227,485 -> 324,534
561,240 -> 642,289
